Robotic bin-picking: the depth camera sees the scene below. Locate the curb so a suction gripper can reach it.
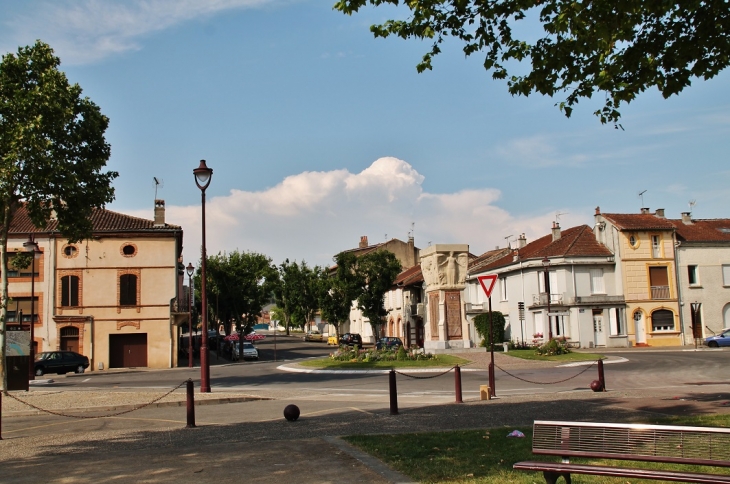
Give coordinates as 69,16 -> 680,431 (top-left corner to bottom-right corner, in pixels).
277,363 -> 487,374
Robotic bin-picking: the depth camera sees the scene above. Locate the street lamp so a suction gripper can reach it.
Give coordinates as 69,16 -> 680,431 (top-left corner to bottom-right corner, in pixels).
186,262 -> 195,368
542,256 -> 552,340
23,234 -> 40,380
194,160 -> 213,393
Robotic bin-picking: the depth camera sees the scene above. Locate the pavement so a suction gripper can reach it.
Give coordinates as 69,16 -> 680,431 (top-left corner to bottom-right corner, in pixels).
3,347 -> 730,483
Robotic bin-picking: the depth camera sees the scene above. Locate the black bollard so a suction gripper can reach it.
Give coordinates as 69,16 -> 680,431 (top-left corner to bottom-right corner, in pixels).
186,379 -> 196,428
389,369 -> 398,415
454,365 -> 463,403
597,359 -> 606,391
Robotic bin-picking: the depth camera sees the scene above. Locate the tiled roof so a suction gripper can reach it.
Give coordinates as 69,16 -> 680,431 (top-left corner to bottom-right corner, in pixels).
601,213 -> 675,231
473,225 -> 612,273
469,247 -> 511,272
668,219 -> 730,243
393,264 -> 423,287
8,204 -> 180,235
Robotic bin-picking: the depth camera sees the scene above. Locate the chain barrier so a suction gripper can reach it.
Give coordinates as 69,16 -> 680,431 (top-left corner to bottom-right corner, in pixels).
495,360 -> 597,385
394,366 -> 456,379
4,380 -> 189,419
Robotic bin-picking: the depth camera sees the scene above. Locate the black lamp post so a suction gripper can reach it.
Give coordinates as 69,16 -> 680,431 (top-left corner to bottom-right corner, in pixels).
194,160 -> 213,393
186,262 -> 195,368
542,256 -> 552,340
23,234 -> 40,380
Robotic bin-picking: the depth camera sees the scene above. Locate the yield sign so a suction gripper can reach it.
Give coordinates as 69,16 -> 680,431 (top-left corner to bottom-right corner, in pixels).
477,274 -> 498,298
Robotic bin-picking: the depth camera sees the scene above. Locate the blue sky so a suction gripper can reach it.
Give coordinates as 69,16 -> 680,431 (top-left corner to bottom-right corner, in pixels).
2,0 -> 729,267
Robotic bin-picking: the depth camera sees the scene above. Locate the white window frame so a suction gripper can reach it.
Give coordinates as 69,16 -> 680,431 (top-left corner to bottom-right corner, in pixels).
688,265 -> 699,286
500,277 -> 508,301
651,235 -> 661,258
723,265 -> 730,286
590,268 -> 605,294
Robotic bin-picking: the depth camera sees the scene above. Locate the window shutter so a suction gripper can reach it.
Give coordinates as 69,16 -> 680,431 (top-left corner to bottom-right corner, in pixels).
723,265 -> 730,286
591,269 -> 605,294
70,276 -> 79,306
61,276 -> 69,307
609,308 -> 618,336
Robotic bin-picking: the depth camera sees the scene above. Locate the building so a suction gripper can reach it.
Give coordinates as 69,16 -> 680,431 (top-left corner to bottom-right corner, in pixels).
6,201 -> 186,370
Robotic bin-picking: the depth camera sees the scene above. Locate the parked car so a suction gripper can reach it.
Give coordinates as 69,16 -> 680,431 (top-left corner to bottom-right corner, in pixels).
705,330 -> 730,347
376,337 -> 403,351
234,341 -> 259,360
327,335 -> 339,345
303,330 -> 323,342
34,351 -> 89,376
339,333 -> 363,348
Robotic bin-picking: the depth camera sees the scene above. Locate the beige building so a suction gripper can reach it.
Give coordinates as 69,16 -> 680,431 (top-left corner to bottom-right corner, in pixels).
7,201 -> 187,370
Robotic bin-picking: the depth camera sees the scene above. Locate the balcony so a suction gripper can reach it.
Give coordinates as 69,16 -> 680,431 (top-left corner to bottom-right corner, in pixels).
532,293 -> 564,306
571,295 -> 626,305
465,302 -> 486,313
651,286 -> 670,300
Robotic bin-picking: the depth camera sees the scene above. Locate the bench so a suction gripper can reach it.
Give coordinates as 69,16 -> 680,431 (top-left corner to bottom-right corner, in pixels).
514,420 -> 730,483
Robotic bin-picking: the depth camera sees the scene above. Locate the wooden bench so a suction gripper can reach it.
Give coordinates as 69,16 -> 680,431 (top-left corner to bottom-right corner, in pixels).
514,420 -> 730,483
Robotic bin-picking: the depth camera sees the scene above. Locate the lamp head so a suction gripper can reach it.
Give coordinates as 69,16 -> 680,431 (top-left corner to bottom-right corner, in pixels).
23,234 -> 40,256
193,159 -> 213,191
186,262 -> 195,277
542,256 -> 550,268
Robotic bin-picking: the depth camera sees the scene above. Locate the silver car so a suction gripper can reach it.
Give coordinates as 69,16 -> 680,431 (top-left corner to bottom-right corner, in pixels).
234,341 -> 259,360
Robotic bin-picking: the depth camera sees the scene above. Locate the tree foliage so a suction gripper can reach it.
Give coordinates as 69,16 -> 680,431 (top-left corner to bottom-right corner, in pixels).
274,260 -> 322,335
0,41 -> 118,390
474,311 -> 506,347
334,0 -> 730,124
355,251 -> 402,339
318,251 -> 362,336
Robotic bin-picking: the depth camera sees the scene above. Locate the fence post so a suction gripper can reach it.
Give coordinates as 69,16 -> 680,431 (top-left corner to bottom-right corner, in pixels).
597,359 -> 606,391
186,379 -> 196,428
454,365 -> 463,403
389,369 -> 398,415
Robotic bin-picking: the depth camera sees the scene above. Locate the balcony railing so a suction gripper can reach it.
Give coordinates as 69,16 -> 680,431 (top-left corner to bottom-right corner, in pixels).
532,293 -> 564,306
465,302 -> 486,313
651,285 -> 670,299
571,295 -> 626,305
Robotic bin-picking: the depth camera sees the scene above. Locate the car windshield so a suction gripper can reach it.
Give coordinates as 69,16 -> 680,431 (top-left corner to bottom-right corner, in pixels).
36,352 -> 51,361
243,343 -> 254,349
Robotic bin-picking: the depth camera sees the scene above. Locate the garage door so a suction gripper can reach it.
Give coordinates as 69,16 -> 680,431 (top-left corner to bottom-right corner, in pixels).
109,333 -> 148,368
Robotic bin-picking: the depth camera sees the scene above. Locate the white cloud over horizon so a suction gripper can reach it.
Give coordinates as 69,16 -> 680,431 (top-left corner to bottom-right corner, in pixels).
118,157 -> 590,267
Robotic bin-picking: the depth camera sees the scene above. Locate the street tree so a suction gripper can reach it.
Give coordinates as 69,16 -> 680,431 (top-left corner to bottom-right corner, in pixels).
319,252 -> 362,337
0,41 -> 117,391
275,260 -> 322,335
355,251 -> 402,340
334,0 -> 730,125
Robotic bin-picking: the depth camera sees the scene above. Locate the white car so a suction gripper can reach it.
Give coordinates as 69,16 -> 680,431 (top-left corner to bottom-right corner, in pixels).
233,341 -> 259,361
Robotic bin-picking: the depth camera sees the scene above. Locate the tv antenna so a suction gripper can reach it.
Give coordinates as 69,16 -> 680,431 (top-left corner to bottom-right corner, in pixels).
638,190 -> 647,207
153,177 -> 164,199
504,234 -> 514,249
689,199 -> 696,214
555,211 -> 568,223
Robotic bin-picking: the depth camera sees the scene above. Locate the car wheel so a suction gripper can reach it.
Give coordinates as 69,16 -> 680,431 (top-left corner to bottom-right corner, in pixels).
35,367 -> 44,376
75,365 -> 85,374
709,341 -> 720,348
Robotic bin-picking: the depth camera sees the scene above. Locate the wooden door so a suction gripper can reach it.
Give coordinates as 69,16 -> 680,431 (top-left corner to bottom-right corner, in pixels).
109,334 -> 148,368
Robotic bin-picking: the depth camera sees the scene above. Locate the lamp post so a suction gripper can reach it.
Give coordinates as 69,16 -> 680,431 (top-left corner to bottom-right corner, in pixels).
186,262 -> 195,368
23,235 -> 40,380
542,256 -> 552,340
194,159 -> 213,393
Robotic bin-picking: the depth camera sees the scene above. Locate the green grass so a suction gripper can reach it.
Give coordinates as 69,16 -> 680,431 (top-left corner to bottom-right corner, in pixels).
298,354 -> 470,369
505,349 -> 604,362
344,414 -> 730,483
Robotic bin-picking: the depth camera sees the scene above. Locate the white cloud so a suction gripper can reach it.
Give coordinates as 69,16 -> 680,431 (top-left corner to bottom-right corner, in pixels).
496,135 -> 589,167
1,0 -> 278,64
121,157 -> 591,267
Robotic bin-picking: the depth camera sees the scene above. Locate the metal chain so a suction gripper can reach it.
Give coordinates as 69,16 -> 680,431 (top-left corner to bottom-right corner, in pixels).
495,361 -> 597,385
5,380 -> 189,419
395,366 -> 456,379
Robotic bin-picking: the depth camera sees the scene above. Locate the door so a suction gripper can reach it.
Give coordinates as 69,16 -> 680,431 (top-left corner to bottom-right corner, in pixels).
634,311 -> 647,344
60,326 -> 80,353
405,322 -> 411,347
593,311 -> 606,347
416,321 -> 424,347
109,334 -> 148,368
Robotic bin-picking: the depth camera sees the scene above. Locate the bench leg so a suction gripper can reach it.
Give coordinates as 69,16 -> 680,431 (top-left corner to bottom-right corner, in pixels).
543,470 -> 571,484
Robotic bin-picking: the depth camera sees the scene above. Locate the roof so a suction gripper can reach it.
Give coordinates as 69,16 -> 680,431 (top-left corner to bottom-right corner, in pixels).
668,218 -> 730,243
474,225 -> 613,273
7,204 -> 181,236
393,264 -> 423,287
601,213 -> 675,231
469,248 -> 511,272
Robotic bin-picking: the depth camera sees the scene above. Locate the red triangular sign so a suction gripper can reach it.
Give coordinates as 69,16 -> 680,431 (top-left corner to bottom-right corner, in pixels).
477,274 -> 498,298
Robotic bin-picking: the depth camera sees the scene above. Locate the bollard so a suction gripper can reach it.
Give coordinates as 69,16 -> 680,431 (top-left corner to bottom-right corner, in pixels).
389,369 -> 398,415
1,391 -> 3,440
186,379 -> 196,428
597,359 -> 606,391
488,362 -> 496,397
454,365 -> 463,403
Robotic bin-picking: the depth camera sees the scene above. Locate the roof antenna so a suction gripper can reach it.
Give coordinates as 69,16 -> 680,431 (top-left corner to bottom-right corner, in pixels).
555,211 -> 568,223
689,200 -> 696,217
504,234 -> 514,249
638,190 -> 647,207
153,177 -> 164,200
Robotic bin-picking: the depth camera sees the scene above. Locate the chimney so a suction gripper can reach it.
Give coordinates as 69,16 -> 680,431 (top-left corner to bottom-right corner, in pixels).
595,206 -> 601,215
518,233 -> 527,248
154,199 -> 165,227
512,250 -> 519,262
681,212 -> 693,224
359,236 -> 369,248
655,208 -> 665,218
552,222 -> 561,242
640,207 -> 650,214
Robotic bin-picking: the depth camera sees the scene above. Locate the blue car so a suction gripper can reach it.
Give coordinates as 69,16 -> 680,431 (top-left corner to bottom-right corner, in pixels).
705,330 -> 730,347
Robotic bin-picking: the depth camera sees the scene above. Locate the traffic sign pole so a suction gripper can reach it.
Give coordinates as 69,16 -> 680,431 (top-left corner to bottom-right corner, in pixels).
488,296 -> 495,397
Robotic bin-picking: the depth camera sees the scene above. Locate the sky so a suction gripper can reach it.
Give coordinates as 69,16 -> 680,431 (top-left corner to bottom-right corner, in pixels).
2,0 -> 729,268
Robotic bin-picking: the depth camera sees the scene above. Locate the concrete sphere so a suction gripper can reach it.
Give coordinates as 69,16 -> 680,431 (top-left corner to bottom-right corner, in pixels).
284,404 -> 300,421
590,380 -> 604,392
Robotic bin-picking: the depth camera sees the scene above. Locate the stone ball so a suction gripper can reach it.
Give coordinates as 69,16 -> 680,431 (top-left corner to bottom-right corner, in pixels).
590,380 -> 604,392
284,404 -> 300,421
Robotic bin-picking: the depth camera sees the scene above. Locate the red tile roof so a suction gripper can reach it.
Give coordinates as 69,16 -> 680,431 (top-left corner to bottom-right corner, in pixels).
393,264 -> 423,286
601,213 -> 676,231
668,219 -> 730,243
469,248 -> 511,272
7,204 -> 180,236
474,225 -> 612,272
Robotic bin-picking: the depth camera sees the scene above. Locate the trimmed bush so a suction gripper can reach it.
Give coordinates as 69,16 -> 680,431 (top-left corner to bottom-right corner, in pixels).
474,311 -> 506,347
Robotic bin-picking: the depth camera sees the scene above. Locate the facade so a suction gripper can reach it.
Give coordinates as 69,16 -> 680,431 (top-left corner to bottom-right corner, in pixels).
595,208 -> 682,346
466,224 -> 626,349
383,264 -> 425,348
6,201 -> 186,370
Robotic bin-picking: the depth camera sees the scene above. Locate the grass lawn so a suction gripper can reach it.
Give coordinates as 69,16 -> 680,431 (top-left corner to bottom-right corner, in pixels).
344,414 -> 730,483
298,354 -> 470,369
505,349 -> 604,362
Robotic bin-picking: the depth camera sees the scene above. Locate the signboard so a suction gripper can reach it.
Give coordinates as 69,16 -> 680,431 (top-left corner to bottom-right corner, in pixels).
6,330 -> 30,356
477,274 -> 498,298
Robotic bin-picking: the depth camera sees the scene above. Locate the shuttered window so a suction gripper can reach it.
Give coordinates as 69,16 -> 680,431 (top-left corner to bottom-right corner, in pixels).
61,275 -> 79,307
590,269 -> 605,294
120,274 -> 138,306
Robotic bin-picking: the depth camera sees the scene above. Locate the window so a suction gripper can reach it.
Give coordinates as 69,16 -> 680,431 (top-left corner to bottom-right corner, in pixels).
651,309 -> 675,331
651,235 -> 661,258
609,308 -> 623,336
61,275 -> 80,307
500,277 -> 508,301
649,266 -> 670,299
121,243 -> 137,257
629,235 -> 638,248
723,265 -> 730,286
590,269 -> 605,294
63,245 -> 78,257
6,254 -> 39,278
6,297 -> 39,323
688,265 -> 699,285
120,274 -> 138,306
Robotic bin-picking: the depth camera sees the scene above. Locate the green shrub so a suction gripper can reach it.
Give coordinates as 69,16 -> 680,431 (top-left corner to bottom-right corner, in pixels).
396,345 -> 408,361
535,338 -> 571,356
474,311 -> 506,347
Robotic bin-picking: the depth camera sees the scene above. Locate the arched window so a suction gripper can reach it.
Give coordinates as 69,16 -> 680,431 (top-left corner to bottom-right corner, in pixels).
120,274 -> 138,306
61,275 -> 80,307
651,309 -> 675,332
